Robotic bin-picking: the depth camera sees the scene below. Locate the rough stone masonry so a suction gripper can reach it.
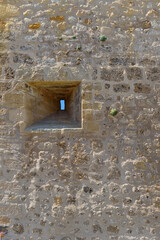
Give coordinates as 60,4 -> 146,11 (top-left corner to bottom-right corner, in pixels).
0,0 -> 160,239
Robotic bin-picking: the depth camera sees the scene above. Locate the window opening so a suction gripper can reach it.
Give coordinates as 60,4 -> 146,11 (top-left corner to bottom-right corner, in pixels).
24,81 -> 81,130
60,99 -> 65,110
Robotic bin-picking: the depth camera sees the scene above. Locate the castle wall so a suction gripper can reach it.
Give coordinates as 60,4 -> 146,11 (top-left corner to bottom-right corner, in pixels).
0,0 -> 160,239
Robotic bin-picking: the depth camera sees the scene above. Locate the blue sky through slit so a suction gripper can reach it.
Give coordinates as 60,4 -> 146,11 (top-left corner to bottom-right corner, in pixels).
60,100 -> 65,110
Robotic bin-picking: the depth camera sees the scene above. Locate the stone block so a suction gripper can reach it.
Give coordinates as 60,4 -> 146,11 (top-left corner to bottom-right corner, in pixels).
84,121 -> 99,132
91,139 -> 103,150
101,68 -> 124,82
24,94 -> 36,112
107,226 -> 119,233
0,204 -> 23,216
154,198 -> 160,208
107,166 -> 121,180
109,56 -> 136,66
139,58 -> 156,66
0,53 -> 8,65
82,92 -> 92,101
61,237 -> 71,240
22,109 -> 34,126
0,42 -> 7,53
0,216 -> 10,225
83,102 -> 92,109
32,228 -> 42,234
4,93 -> 24,108
82,83 -> 93,91
83,18 -> 92,25
19,121 -> 27,132
146,68 -> 160,81
57,22 -> 67,31
0,19 -> 4,29
23,9 -> 34,16
93,83 -> 102,91
0,4 -> 20,19
139,20 -> 152,29
134,83 -> 151,93
5,67 -> 15,79
12,224 -> 24,234
8,109 -> 20,122
126,67 -> 143,80
50,16 -> 65,21
83,110 -> 93,121
0,82 -> 11,92
133,161 -> 146,171
0,108 -> 6,115
94,112 -> 103,121
113,84 -> 130,92
93,102 -> 102,110
95,93 -> 104,101
28,23 -> 41,29
13,53 -> 33,65
105,83 -> 110,89
100,26 -> 113,35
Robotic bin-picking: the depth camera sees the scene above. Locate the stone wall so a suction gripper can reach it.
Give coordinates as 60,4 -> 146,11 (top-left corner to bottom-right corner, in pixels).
0,0 -> 160,239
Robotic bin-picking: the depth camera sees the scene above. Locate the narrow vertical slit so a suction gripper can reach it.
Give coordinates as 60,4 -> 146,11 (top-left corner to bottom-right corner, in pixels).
60,99 -> 65,111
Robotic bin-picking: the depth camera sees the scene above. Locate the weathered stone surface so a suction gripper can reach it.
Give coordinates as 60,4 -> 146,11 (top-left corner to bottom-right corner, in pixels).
0,53 -> 8,65
101,68 -> 124,82
4,93 -> 24,108
5,67 -> 15,79
0,1 -> 160,239
12,224 -> 24,234
0,82 -> 12,92
113,84 -> 130,92
139,20 -> 152,29
13,53 -> 34,65
85,121 -> 99,132
134,83 -> 151,93
154,198 -> 160,208
139,58 -> 156,66
8,109 -> 20,122
109,56 -> 136,66
0,4 -> 20,19
146,68 -> 160,81
32,228 -> 42,234
50,16 -> 65,21
107,166 -> 121,180
61,237 -> 71,240
0,217 -> 10,225
126,67 -> 143,80
107,226 -> 119,233
28,23 -> 41,29
57,22 -> 67,31
0,204 -> 22,216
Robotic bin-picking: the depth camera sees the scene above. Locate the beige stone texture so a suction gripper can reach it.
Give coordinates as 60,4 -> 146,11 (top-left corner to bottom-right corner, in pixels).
8,109 -> 20,122
4,93 -> 24,108
0,204 -> 23,217
83,110 -> 93,121
28,23 -> 41,29
50,16 -> 65,21
0,0 -> 160,239
0,217 -> 10,225
84,121 -> 99,132
0,4 -> 20,19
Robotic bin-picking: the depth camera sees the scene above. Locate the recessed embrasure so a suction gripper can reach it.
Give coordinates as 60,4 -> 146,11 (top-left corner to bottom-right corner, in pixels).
24,81 -> 81,130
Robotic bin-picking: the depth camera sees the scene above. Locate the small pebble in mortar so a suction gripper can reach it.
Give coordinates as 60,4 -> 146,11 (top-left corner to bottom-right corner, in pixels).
100,35 -> 107,41
110,108 -> 118,116
77,46 -> 82,50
